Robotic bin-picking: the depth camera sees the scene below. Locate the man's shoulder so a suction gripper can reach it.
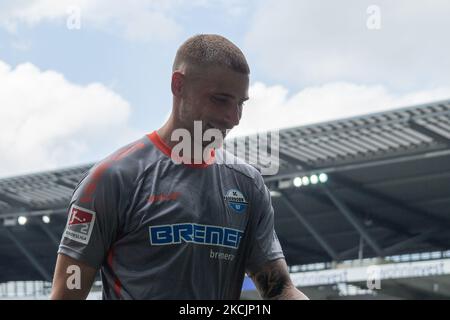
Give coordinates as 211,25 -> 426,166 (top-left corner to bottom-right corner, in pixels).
84,134 -> 160,187
215,148 -> 265,187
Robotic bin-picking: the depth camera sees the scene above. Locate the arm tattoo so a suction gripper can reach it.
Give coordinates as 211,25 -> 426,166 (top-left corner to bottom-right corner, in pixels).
252,263 -> 290,299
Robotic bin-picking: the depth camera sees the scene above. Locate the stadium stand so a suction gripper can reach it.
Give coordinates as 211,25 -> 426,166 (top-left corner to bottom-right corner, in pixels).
1,99 -> 450,299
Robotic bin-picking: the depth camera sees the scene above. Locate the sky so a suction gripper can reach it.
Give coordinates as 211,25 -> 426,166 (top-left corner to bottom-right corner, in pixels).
1,0 -> 450,177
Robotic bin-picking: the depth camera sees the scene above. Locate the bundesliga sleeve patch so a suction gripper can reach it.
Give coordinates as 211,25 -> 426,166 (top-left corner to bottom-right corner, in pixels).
63,204 -> 96,245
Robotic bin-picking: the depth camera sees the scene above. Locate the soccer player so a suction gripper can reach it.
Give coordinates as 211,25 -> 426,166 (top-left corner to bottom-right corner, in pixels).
50,34 -> 308,300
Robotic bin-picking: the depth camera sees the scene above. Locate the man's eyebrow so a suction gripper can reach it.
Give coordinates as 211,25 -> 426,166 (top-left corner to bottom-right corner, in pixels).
214,93 -> 249,102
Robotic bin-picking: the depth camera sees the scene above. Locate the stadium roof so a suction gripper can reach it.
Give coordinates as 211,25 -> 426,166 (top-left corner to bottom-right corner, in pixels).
1,99 -> 450,283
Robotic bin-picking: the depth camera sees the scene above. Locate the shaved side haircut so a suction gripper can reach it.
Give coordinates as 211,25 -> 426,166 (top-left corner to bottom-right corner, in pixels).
173,34 -> 250,75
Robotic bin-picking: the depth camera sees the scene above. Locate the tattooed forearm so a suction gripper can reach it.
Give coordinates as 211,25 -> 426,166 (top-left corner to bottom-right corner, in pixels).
253,266 -> 290,298
249,259 -> 309,300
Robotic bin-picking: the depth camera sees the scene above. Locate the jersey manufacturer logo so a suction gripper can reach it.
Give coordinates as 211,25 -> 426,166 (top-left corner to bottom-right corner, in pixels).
224,189 -> 248,214
63,205 -> 96,245
148,192 -> 181,203
149,223 -> 244,249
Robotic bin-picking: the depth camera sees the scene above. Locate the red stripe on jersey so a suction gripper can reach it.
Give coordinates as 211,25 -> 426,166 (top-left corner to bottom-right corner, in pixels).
113,142 -> 145,161
107,247 -> 123,299
114,278 -> 122,298
80,140 -> 145,203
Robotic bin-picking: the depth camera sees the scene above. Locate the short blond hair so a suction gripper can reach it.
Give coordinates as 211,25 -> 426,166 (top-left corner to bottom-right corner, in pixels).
173,34 -> 250,75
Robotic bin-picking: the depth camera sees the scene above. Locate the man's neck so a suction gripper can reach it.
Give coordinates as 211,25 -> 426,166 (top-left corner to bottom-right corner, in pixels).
156,122 -> 215,165
157,124 -> 177,149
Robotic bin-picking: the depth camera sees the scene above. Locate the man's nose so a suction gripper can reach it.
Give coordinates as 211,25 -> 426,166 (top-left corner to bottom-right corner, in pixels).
224,104 -> 241,128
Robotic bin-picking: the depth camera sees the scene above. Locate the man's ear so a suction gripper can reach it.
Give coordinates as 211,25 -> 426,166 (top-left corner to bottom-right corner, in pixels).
171,71 -> 185,97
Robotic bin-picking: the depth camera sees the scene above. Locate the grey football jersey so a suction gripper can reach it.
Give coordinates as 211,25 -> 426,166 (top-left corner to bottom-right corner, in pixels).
58,131 -> 284,299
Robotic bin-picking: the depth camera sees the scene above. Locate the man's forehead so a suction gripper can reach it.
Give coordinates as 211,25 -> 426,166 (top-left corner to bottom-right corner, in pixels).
207,81 -> 248,100
193,65 -> 249,93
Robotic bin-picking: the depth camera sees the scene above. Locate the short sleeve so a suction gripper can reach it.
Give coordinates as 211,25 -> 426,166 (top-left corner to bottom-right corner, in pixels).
58,162 -> 121,269
245,182 -> 285,274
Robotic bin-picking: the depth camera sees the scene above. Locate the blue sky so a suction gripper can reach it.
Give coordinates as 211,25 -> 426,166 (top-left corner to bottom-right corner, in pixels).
0,1 -> 256,130
1,0 -> 450,177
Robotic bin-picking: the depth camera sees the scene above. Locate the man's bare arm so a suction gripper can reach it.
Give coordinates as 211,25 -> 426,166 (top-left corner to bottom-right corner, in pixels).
50,253 -> 98,300
248,258 -> 309,300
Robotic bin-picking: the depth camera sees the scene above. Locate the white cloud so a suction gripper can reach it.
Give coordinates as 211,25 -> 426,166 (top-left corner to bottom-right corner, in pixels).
230,81 -> 450,137
244,0 -> 450,91
0,0 -> 251,42
0,0 -> 182,42
0,60 -> 140,177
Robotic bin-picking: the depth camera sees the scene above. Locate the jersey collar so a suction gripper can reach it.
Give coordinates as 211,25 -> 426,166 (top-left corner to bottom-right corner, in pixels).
147,131 -> 216,168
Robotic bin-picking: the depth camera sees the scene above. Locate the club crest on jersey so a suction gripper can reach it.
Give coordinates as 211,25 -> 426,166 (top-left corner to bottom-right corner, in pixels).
63,204 -> 96,245
224,189 -> 248,214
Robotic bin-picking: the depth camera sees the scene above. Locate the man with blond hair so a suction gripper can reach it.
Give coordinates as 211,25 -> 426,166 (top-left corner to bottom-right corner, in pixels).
51,34 -> 308,300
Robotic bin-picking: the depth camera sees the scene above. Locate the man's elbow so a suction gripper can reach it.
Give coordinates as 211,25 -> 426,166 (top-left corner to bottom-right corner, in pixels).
268,284 -> 309,300
50,283 -> 90,300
